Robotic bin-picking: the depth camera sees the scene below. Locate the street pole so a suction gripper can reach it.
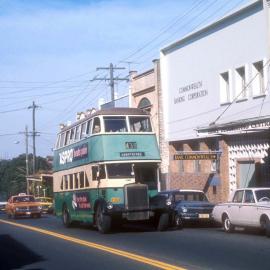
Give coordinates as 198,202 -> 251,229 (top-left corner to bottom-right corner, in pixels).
93,63 -> 128,107
109,63 -> 114,105
25,126 -> 29,194
28,101 -> 39,175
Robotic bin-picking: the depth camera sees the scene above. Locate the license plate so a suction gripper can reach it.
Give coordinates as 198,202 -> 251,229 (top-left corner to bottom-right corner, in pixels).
199,214 -> 209,219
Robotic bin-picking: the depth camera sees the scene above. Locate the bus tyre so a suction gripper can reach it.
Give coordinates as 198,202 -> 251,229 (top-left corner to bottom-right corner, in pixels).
62,206 -> 72,228
96,205 -> 111,234
157,213 -> 169,231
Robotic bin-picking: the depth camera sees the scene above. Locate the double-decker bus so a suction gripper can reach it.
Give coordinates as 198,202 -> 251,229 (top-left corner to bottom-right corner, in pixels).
53,107 -> 168,233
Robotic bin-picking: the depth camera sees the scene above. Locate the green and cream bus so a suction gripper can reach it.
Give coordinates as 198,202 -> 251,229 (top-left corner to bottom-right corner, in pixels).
53,107 -> 168,233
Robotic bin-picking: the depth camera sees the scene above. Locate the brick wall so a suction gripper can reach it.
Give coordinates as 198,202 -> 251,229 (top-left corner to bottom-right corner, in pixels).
168,138 -> 229,203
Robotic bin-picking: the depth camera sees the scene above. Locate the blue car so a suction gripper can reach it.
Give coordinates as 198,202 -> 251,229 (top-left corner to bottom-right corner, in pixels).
150,189 -> 215,228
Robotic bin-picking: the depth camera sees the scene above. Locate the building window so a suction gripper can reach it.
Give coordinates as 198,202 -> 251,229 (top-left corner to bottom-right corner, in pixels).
219,71 -> 230,104
190,142 -> 200,173
252,61 -> 265,96
138,97 -> 151,110
235,66 -> 247,99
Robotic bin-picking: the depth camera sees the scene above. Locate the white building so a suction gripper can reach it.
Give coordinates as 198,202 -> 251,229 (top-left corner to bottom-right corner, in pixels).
160,0 -> 270,202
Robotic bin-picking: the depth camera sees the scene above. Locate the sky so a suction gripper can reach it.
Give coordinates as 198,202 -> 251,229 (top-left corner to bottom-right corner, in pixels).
0,0 -> 250,159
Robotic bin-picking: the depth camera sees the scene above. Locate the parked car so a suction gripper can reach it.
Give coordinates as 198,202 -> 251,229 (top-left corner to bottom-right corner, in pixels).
150,189 -> 215,228
35,197 -> 53,214
212,188 -> 270,237
0,201 -> 7,213
6,193 -> 42,218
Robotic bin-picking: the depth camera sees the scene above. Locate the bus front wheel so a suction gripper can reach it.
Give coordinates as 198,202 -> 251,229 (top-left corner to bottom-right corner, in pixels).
96,205 -> 111,234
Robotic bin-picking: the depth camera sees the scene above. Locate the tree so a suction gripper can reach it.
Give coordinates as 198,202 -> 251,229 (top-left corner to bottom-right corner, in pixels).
0,154 -> 52,198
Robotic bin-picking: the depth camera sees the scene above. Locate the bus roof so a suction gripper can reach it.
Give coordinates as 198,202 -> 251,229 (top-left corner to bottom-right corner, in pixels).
60,107 -> 150,132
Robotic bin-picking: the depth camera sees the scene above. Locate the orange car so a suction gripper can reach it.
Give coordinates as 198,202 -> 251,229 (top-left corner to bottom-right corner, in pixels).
6,193 -> 42,218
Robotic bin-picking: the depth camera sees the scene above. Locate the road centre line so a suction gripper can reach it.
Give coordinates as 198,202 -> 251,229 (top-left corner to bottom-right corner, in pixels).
0,219 -> 186,270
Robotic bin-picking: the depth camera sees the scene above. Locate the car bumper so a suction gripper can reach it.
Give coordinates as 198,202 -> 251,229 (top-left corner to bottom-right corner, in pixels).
14,210 -> 41,216
180,213 -> 213,221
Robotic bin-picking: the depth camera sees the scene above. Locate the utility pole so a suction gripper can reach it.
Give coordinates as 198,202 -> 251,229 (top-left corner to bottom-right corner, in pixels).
25,125 -> 29,194
93,63 -> 129,107
28,101 -> 40,175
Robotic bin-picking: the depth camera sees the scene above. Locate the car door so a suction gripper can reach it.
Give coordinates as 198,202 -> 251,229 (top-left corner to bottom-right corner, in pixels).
238,190 -> 256,227
228,190 -> 244,225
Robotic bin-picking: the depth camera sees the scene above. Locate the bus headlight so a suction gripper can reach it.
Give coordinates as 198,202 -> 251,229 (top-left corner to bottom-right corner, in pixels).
106,202 -> 113,210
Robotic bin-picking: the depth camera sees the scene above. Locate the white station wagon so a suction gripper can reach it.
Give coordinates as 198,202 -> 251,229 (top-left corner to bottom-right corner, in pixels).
212,188 -> 270,237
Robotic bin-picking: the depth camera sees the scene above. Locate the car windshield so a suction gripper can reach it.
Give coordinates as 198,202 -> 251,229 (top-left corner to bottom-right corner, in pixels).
174,192 -> 208,202
255,190 -> 270,202
13,196 -> 35,203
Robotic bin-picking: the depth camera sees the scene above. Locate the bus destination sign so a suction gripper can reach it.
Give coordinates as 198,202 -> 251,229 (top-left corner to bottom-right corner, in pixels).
120,152 -> 145,157
174,153 -> 217,160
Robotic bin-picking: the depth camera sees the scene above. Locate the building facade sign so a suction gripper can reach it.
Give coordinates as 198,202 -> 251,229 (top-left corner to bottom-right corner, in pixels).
174,153 -> 218,160
174,81 -> 208,104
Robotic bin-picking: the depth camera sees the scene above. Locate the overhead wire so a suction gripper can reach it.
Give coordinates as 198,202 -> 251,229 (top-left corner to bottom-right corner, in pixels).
131,0 -> 246,66
119,0 -> 206,63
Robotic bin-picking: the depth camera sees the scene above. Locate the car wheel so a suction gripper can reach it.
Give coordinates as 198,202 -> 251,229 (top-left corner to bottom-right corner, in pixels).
223,214 -> 234,233
96,205 -> 111,234
265,218 -> 270,238
157,213 -> 169,231
62,206 -> 72,228
175,214 -> 183,230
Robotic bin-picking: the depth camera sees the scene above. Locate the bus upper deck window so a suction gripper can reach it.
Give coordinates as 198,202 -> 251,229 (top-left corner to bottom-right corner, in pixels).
81,122 -> 87,139
129,117 -> 152,132
70,128 -> 75,143
92,117 -> 101,134
60,133 -> 65,147
86,120 -> 92,135
104,116 -> 127,132
64,130 -> 70,146
75,125 -> 81,140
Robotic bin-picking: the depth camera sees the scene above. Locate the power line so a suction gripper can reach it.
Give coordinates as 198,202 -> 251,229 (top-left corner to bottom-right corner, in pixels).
119,0 -> 206,63
131,0 -> 244,64
0,107 -> 27,114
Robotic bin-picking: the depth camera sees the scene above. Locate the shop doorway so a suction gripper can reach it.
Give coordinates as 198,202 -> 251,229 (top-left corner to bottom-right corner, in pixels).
238,161 -> 256,188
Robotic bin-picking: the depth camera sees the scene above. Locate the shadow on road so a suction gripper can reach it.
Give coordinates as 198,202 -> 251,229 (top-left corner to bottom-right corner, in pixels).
0,234 -> 45,270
